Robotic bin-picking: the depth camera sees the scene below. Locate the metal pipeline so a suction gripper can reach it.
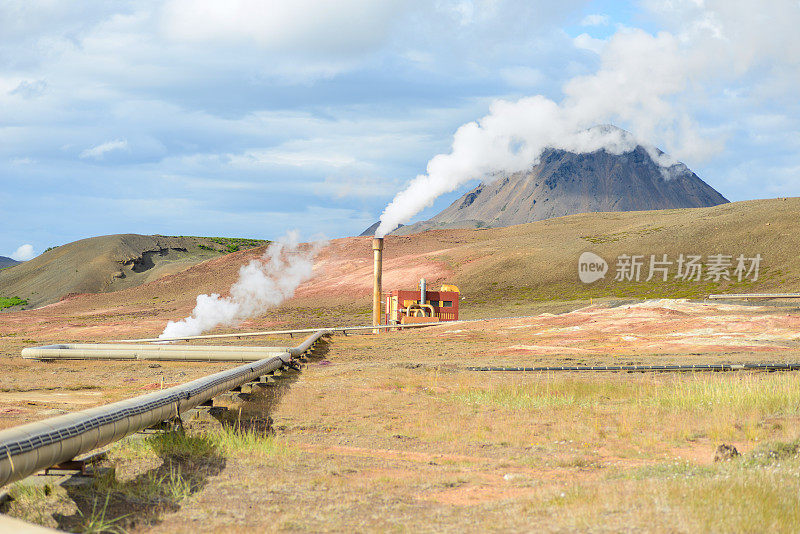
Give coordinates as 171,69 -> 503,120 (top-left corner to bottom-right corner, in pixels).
21,344 -> 290,362
120,321 -> 442,343
0,330 -> 329,487
372,237 -> 383,329
420,277 -> 426,306
288,329 -> 331,356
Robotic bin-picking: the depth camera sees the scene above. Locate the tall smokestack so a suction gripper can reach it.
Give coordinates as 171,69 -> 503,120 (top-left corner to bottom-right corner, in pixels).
372,237 -> 384,330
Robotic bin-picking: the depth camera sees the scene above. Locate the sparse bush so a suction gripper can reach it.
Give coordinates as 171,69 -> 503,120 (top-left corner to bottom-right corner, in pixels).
0,296 -> 27,309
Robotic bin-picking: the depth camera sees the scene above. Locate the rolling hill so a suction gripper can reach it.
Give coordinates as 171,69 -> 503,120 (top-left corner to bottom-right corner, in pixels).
0,256 -> 20,270
0,197 -> 797,340
0,234 -> 267,308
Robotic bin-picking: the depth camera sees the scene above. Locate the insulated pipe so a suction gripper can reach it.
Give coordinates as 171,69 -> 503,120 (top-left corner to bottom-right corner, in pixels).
288,329 -> 331,356
0,330 -> 328,487
26,343 -> 291,352
21,344 -> 290,362
372,237 -> 384,330
420,278 -> 426,306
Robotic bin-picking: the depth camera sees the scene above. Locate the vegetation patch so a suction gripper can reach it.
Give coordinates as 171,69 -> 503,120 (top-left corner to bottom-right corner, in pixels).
450,375 -> 800,416
0,296 -> 27,309
113,427 -> 293,461
206,236 -> 268,253
173,235 -> 269,254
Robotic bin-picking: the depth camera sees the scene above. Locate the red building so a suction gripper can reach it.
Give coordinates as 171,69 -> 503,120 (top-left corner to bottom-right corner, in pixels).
385,279 -> 459,324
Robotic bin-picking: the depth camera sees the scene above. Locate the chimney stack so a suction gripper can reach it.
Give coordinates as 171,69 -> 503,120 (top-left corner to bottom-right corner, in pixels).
372,237 -> 384,330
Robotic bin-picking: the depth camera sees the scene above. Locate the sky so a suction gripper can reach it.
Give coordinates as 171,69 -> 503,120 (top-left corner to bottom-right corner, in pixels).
2,1 -> 799,259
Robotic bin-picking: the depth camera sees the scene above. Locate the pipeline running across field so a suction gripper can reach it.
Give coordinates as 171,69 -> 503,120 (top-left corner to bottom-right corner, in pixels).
5,312 -> 799,487
0,330 -> 330,487
118,321 -> 451,343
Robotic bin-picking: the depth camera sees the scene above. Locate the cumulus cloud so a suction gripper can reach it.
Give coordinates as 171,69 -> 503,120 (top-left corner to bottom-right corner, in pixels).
10,244 -> 35,261
79,139 -> 128,159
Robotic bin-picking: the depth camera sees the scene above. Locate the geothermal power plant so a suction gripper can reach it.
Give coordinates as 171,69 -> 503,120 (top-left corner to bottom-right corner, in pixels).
0,238 -> 457,489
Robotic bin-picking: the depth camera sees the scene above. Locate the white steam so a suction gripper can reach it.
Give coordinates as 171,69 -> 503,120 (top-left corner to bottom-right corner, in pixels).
375,1 -> 800,237
159,231 -> 322,339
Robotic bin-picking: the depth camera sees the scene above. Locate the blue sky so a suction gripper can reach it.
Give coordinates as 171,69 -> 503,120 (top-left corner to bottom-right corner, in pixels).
2,1 -> 799,259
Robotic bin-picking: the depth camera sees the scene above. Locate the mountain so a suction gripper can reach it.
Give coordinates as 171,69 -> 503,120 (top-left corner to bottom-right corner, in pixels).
394,127 -> 728,235
0,256 -> 20,270
0,234 -> 267,308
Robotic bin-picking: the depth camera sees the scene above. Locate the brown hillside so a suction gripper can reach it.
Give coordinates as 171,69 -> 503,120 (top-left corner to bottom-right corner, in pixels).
309,197 -> 798,312
0,197 -> 797,341
0,234 -> 266,308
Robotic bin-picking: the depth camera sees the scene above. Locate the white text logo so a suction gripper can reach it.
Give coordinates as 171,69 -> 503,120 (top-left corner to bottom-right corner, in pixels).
578,252 -> 608,284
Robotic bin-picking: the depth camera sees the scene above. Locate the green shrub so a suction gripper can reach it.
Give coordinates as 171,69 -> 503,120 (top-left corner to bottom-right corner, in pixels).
0,296 -> 27,309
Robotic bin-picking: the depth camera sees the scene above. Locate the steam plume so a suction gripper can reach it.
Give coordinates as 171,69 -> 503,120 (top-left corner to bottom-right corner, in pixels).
159,231 -> 322,339
375,1 -> 796,237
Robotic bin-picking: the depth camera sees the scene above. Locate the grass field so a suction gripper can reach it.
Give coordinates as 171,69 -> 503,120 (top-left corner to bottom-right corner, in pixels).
4,301 -> 800,532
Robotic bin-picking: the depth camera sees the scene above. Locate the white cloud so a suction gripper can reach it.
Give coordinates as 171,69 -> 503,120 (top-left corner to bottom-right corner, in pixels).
10,244 -> 35,261
1,0 -> 799,248
580,14 -> 610,26
160,0 -> 408,56
573,33 -> 606,54
230,149 -> 359,169
80,139 -> 128,159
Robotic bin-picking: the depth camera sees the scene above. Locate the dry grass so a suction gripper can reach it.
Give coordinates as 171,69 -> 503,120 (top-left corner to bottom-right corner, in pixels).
5,301 -> 800,532
446,372 -> 800,445
8,366 -> 800,532
110,427 -> 295,463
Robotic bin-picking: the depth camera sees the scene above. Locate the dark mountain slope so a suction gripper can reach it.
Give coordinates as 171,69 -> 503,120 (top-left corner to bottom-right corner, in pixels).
395,129 -> 728,235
